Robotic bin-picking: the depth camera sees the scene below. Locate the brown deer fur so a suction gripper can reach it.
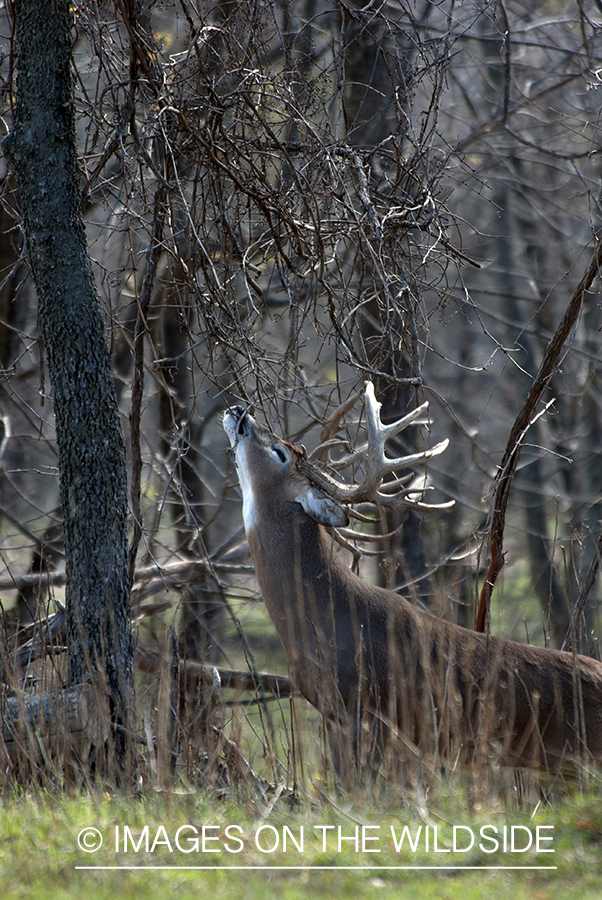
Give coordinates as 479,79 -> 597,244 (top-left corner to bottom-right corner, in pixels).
223,398 -> 602,774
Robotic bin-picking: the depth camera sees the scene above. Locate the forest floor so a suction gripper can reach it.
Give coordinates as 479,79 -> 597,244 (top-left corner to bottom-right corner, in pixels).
1,782 -> 601,900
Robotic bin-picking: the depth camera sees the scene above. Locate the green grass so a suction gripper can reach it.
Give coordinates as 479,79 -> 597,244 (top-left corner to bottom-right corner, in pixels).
1,786 -> 602,899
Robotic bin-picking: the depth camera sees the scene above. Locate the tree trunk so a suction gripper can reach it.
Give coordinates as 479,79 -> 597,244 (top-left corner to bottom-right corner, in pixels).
478,14 -> 569,646
342,4 -> 432,601
4,0 -> 134,761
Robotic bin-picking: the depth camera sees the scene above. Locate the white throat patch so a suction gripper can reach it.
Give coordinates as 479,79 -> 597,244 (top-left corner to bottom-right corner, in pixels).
232,440 -> 258,532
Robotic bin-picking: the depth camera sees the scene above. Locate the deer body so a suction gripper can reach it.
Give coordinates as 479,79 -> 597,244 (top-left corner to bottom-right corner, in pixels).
224,395 -> 602,771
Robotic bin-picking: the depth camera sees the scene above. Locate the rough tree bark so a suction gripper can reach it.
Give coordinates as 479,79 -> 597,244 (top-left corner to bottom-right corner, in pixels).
4,0 -> 134,761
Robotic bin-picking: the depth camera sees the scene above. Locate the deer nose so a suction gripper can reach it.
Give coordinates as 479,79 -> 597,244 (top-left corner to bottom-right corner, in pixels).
226,406 -> 250,436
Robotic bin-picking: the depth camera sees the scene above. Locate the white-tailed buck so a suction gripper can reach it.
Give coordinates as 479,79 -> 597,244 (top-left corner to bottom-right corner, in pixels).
223,383 -> 602,775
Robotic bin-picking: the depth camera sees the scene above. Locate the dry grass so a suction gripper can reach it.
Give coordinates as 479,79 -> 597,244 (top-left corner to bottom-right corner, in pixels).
0,595 -> 598,814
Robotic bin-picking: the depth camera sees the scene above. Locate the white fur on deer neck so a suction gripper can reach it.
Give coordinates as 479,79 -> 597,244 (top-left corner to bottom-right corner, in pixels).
223,409 -> 260,531
231,438 -> 258,531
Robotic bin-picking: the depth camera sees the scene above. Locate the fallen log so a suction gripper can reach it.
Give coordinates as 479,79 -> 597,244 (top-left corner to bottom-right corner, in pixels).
1,683 -> 97,761
136,646 -> 293,698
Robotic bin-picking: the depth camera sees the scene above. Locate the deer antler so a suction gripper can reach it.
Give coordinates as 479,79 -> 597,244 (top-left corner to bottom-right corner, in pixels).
298,381 -> 453,512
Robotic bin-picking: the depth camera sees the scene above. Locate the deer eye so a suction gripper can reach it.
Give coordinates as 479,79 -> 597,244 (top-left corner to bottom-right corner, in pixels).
271,445 -> 287,464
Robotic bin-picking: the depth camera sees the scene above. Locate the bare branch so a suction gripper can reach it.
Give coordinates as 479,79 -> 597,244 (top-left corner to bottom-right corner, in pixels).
476,236 -> 602,633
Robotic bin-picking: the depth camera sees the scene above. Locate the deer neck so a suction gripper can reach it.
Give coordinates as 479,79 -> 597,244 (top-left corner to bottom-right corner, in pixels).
245,501 -> 365,712
245,501 -> 351,642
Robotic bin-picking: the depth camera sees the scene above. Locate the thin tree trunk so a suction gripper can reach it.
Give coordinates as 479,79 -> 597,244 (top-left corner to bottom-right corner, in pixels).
474,13 -> 569,644
342,4 -> 432,601
4,0 -> 134,764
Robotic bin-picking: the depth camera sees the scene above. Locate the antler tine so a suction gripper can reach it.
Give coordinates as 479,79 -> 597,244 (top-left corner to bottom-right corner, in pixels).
363,381 -> 435,478
329,387 -> 432,473
395,491 -> 455,512
298,380 -> 452,510
361,381 -> 451,501
379,472 -> 455,510
306,438 -> 351,462
311,390 -> 362,463
364,381 -> 430,447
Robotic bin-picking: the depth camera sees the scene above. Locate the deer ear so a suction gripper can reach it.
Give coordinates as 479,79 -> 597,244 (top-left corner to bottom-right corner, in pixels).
294,486 -> 349,528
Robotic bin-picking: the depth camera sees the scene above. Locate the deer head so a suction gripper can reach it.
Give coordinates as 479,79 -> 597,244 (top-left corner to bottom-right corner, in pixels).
223,404 -> 349,535
224,381 -> 452,541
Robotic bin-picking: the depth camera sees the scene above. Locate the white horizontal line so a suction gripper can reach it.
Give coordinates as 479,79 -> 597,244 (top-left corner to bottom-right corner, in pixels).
75,865 -> 558,871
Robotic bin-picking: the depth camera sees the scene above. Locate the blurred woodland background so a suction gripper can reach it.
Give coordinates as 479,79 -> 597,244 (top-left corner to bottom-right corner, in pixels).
0,0 -> 601,788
